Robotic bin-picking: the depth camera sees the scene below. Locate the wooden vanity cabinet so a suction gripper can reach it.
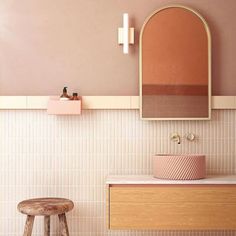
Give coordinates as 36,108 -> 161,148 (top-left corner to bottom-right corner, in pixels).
107,185 -> 236,230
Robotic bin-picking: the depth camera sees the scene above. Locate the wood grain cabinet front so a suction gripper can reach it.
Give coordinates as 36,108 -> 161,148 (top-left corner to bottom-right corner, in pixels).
107,185 -> 236,230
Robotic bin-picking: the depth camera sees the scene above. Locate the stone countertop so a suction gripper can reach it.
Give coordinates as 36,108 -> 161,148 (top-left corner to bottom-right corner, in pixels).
106,175 -> 236,185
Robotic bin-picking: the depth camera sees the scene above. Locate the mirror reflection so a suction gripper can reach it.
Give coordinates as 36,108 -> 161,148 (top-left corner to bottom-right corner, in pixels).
140,6 -> 211,120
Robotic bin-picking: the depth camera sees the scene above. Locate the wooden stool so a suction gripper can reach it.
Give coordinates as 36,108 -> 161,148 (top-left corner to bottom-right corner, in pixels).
17,198 -> 74,236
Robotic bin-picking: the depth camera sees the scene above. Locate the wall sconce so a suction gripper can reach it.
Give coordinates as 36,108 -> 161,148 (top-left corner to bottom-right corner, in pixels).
118,13 -> 134,54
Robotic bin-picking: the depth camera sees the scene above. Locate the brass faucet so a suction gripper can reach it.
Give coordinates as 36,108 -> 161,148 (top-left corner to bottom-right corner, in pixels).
170,133 -> 181,144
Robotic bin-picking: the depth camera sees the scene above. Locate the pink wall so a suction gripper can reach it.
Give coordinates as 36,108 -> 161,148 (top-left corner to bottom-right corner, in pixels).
142,7 -> 208,85
0,0 -> 235,95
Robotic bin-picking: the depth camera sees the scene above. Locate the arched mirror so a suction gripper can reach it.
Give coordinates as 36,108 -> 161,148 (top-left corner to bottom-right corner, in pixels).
140,5 -> 211,120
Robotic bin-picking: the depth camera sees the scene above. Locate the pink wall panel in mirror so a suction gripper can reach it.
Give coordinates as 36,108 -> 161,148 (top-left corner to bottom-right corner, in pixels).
140,6 -> 211,120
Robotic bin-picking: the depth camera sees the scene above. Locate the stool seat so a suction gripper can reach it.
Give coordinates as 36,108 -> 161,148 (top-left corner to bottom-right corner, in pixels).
18,197 -> 74,216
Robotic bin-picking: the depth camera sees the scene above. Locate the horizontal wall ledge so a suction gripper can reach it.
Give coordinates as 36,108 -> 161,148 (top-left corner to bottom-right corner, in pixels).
0,96 -> 235,110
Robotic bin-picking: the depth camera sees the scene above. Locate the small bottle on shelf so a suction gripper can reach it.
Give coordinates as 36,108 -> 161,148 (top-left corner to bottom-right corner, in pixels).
60,87 -> 70,100
71,93 -> 79,100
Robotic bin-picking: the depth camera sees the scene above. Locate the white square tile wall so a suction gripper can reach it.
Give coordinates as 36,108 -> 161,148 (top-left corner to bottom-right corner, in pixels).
0,110 -> 236,236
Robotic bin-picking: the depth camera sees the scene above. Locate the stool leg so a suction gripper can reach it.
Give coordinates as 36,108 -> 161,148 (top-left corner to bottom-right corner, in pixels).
44,216 -> 50,236
23,215 -> 35,236
58,213 -> 69,236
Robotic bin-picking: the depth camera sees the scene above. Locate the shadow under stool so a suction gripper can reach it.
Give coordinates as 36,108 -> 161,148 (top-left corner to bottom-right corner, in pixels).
17,198 -> 74,236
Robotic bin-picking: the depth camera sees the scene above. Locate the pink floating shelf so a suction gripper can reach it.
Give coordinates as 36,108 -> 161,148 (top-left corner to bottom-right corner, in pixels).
47,97 -> 81,115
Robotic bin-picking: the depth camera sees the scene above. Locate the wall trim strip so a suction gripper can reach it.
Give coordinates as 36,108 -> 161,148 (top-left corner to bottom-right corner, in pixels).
0,96 -> 234,110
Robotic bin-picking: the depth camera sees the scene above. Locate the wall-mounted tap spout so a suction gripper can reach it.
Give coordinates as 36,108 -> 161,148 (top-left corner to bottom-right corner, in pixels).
171,133 -> 181,144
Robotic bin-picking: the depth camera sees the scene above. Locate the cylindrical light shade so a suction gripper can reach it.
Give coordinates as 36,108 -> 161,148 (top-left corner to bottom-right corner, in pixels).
123,13 -> 129,54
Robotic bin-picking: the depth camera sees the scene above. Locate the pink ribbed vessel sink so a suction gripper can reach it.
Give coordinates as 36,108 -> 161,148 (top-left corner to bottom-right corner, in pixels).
153,154 -> 206,180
